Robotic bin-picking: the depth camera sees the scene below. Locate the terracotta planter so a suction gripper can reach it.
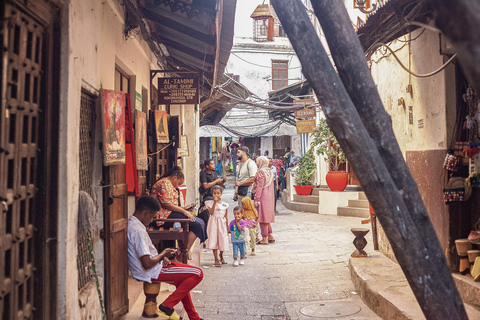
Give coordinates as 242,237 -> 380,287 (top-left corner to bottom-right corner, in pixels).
294,185 -> 314,195
326,171 -> 348,191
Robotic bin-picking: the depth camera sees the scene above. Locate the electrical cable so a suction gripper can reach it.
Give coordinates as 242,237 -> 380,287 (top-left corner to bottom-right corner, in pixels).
369,42 -> 457,78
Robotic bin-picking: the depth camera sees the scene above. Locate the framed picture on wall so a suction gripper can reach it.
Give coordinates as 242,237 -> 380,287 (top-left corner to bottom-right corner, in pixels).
134,110 -> 148,170
102,89 -> 126,165
155,110 -> 169,143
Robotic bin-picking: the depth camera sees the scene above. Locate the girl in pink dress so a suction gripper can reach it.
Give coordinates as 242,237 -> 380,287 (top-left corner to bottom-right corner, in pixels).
254,156 -> 276,244
205,185 -> 229,267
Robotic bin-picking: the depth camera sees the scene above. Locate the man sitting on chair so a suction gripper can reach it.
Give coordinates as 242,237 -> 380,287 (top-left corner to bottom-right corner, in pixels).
127,196 -> 204,320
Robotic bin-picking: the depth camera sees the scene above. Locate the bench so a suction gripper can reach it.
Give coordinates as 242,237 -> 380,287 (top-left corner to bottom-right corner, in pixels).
147,218 -> 191,264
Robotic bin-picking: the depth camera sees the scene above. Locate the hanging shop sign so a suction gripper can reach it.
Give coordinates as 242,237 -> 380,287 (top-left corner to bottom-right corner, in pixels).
158,77 -> 199,105
295,108 -> 316,119
102,89 -> 126,165
155,110 -> 170,143
178,135 -> 189,157
296,119 -> 316,134
135,110 -> 148,170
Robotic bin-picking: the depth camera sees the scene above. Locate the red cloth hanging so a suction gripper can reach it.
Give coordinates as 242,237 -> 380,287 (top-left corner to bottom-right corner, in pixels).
125,94 -> 139,196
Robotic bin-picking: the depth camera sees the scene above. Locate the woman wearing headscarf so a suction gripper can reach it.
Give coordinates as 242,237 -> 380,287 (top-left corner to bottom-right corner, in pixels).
253,156 -> 275,244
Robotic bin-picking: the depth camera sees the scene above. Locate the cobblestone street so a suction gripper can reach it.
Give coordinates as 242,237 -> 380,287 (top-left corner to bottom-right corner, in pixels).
191,183 -> 380,320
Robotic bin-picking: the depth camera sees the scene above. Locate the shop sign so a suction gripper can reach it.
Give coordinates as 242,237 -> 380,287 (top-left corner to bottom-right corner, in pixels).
296,119 -> 316,134
295,108 -> 316,119
178,135 -> 189,157
158,77 -> 199,105
102,89 -> 126,165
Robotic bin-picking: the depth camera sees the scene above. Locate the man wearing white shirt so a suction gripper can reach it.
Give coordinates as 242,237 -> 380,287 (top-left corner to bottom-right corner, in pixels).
128,196 -> 203,320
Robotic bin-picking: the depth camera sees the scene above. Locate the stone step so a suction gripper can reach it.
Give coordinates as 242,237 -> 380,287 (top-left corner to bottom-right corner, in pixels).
293,194 -> 319,204
284,201 -> 318,213
358,192 -> 367,200
312,187 -> 321,195
337,206 -> 369,218
348,199 -> 369,209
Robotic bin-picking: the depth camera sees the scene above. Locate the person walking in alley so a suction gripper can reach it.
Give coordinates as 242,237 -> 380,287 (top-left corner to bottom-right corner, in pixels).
230,206 -> 247,266
205,185 -> 229,267
127,196 -> 204,320
199,158 -> 226,206
234,146 -> 258,205
241,197 -> 258,256
268,157 -> 279,214
253,156 -> 276,245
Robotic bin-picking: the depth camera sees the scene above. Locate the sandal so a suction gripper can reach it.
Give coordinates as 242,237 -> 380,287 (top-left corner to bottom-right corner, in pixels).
221,260 -> 228,264
259,241 -> 269,245
268,239 -> 275,243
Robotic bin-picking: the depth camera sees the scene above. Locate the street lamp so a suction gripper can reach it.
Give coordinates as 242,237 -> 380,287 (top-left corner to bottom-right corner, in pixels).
251,4 -> 274,42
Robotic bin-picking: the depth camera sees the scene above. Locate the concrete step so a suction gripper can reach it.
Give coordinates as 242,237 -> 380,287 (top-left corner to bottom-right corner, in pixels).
358,192 -> 367,200
284,201 -> 318,213
348,199 -> 369,209
293,194 -> 319,204
337,206 -> 369,218
349,252 -> 480,320
312,187 -> 321,195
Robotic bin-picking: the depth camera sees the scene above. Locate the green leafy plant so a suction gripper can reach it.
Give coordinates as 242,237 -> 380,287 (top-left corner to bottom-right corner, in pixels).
310,118 -> 346,171
293,147 -> 317,186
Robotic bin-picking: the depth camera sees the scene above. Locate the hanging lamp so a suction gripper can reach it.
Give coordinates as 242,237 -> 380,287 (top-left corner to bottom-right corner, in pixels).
250,3 -> 274,42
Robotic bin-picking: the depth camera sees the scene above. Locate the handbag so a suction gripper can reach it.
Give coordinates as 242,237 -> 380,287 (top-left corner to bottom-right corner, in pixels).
443,153 -> 460,172
443,188 -> 465,204
238,185 -> 249,196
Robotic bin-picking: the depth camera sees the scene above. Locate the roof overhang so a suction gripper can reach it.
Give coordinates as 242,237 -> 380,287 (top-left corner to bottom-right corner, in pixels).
356,0 -> 433,56
268,80 -> 314,126
125,0 -> 236,101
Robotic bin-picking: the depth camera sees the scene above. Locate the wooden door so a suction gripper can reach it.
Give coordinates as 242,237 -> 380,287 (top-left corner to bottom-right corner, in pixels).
0,2 -> 58,319
103,164 -> 129,319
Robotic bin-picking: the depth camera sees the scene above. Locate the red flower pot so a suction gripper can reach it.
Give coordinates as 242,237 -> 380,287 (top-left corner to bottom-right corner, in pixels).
325,171 -> 348,191
294,185 -> 314,195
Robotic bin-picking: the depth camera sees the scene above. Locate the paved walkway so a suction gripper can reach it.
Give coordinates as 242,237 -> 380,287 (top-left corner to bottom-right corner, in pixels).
191,183 -> 380,319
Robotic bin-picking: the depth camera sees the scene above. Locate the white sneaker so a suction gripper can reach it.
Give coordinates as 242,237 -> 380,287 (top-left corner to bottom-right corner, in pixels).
233,260 -> 239,267
239,259 -> 245,265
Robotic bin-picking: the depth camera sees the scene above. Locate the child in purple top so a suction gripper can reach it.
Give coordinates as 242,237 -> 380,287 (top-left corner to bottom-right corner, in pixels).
229,206 -> 246,266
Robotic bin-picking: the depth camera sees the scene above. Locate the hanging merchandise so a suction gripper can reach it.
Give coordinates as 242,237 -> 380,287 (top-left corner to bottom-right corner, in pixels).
443,153 -> 460,172
216,137 -> 223,151
211,137 -> 217,153
443,188 -> 465,203
443,177 -> 472,204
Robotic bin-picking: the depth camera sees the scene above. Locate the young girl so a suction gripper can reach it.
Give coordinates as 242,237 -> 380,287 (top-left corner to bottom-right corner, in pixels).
230,207 -> 246,266
241,197 -> 258,256
205,185 -> 229,267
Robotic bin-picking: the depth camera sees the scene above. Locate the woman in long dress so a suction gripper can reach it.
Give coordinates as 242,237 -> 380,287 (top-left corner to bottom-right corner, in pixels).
253,156 -> 275,244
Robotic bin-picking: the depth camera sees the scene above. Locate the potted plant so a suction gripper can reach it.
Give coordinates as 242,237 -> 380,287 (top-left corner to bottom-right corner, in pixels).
311,118 -> 348,191
293,147 -> 317,195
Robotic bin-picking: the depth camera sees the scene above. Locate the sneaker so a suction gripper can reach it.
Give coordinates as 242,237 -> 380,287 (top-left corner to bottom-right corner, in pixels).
233,260 -> 239,267
239,259 -> 245,265
251,252 -> 256,256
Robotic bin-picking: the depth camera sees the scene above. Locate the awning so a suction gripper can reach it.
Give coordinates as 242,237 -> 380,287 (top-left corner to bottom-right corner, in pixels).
125,0 -> 236,100
268,80 -> 314,126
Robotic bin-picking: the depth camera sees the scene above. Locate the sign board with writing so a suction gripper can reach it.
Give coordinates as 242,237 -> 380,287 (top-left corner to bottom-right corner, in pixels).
296,119 -> 316,134
295,108 -> 316,119
178,135 -> 189,157
158,77 -> 199,105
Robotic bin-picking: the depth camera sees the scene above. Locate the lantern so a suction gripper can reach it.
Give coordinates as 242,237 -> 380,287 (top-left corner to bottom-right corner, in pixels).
250,4 -> 274,42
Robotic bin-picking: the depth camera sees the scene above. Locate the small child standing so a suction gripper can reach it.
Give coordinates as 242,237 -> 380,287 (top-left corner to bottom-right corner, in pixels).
205,185 -> 229,267
229,206 -> 246,266
241,197 -> 258,256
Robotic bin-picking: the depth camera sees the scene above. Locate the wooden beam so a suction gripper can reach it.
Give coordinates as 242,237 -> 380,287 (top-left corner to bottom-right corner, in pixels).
200,92 -> 224,109
270,1 -> 468,319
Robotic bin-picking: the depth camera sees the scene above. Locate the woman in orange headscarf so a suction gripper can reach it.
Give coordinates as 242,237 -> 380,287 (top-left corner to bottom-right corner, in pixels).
253,156 -> 275,244
241,197 -> 259,255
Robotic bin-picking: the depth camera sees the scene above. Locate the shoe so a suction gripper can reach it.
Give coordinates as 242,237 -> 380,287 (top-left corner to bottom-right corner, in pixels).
251,252 -> 256,256
239,259 -> 245,265
233,260 -> 239,267
157,304 -> 183,320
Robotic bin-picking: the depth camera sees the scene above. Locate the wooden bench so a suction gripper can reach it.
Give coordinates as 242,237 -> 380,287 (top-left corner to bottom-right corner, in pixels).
147,218 -> 191,264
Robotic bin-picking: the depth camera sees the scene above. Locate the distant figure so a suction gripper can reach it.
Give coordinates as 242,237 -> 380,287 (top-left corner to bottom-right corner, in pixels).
291,150 -> 299,165
269,157 -> 279,213
284,147 -> 291,167
264,150 -> 269,157
241,197 -> 258,256
253,156 -> 275,245
234,146 -> 258,205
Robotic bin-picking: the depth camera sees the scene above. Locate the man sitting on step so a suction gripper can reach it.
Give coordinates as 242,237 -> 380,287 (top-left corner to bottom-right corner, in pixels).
127,196 -> 204,320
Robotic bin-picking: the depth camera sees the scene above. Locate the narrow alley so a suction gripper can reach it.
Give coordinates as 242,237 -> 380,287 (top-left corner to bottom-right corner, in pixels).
191,182 -> 379,320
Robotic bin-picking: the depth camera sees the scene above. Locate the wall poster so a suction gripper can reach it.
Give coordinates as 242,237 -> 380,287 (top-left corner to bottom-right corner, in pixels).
155,110 -> 170,143
135,110 -> 148,170
178,135 -> 189,157
102,89 -> 126,165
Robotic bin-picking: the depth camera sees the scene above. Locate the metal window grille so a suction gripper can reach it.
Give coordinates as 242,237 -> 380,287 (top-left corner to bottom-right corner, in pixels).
77,92 -> 96,290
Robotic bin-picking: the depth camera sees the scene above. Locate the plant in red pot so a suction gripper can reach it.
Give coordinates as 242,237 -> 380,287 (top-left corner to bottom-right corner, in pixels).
311,119 -> 348,191
293,148 -> 316,195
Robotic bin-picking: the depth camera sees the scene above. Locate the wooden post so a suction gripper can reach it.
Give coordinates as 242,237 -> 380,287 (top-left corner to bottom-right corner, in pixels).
270,0 -> 468,319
